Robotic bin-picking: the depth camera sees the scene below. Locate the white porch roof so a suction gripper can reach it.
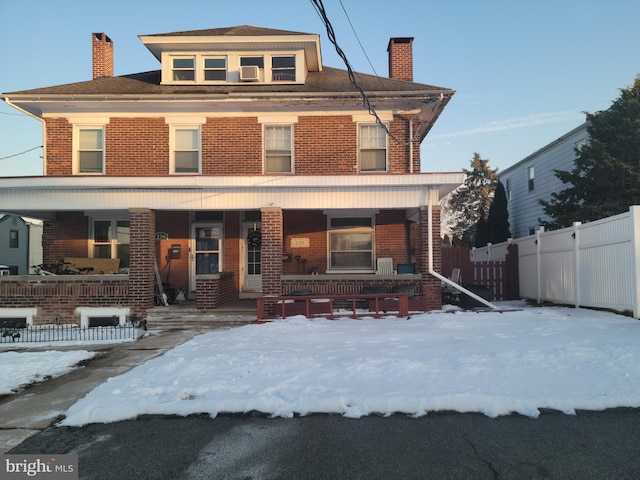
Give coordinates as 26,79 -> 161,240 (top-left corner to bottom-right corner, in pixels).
0,173 -> 464,218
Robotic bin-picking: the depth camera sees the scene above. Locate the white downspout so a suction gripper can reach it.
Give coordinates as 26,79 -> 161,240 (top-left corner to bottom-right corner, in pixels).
426,187 -> 500,310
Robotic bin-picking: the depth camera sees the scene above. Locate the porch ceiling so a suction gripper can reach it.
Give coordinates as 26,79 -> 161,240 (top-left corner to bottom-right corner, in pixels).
0,173 -> 464,218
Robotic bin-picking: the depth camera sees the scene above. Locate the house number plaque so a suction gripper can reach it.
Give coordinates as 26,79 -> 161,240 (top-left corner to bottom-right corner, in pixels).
290,238 -> 310,248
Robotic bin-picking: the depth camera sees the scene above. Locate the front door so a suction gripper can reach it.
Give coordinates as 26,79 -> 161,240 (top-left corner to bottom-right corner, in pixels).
242,223 -> 262,293
190,224 -> 222,292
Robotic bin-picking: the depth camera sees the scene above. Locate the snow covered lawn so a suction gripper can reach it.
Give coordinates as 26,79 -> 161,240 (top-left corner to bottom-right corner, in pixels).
58,303 -> 640,426
0,350 -> 95,395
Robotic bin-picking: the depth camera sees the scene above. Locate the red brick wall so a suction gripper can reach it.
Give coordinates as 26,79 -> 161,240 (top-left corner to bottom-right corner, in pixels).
418,205 -> 442,309
107,118 -> 168,174
45,118 -> 73,175
375,210 -> 410,269
43,115 -> 419,176
224,211 -> 241,297
196,273 -> 237,308
260,207 -> 283,296
202,118 -> 262,174
283,210 -> 327,274
0,277 -> 129,325
155,211 -> 190,294
43,212 -> 89,263
128,208 -> 156,317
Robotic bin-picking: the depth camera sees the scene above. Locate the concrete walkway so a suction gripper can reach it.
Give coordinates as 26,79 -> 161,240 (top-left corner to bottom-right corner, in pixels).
0,306 -> 256,453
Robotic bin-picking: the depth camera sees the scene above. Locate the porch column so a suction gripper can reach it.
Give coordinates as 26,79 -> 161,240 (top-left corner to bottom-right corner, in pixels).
261,206 -> 283,301
419,204 -> 443,310
129,208 -> 156,318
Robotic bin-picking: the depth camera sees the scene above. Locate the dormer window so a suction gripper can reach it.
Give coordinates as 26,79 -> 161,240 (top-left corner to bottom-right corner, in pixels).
204,57 -> 226,81
272,56 -> 296,81
172,57 -> 195,81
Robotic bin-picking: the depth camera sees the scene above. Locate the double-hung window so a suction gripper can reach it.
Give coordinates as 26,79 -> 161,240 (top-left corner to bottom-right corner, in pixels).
203,57 -> 226,81
92,219 -> 130,269
172,126 -> 201,174
271,56 -> 296,81
528,166 -> 535,192
264,125 -> 293,173
172,57 -> 195,81
359,124 -> 388,172
9,230 -> 18,248
76,126 -> 105,174
328,216 -> 375,271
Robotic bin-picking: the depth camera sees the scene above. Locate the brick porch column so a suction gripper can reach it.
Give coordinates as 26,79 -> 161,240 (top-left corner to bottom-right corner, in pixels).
260,207 -> 283,317
419,204 -> 442,310
129,208 -> 156,318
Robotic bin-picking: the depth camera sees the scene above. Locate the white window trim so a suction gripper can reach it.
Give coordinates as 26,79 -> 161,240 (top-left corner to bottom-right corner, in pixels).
170,124 -> 202,174
263,123 -> 294,174
0,308 -> 37,326
75,307 -> 130,328
358,123 -> 389,173
193,223 -> 225,275
89,217 -> 130,267
203,56 -> 228,82
326,212 -> 376,273
73,124 -> 106,175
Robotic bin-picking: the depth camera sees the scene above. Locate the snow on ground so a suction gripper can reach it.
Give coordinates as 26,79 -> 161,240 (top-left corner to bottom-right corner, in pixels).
55,302 -> 640,426
0,350 -> 95,395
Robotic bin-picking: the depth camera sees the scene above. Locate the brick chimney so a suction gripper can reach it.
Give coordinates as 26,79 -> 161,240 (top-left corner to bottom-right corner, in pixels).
92,33 -> 114,79
387,37 -> 414,82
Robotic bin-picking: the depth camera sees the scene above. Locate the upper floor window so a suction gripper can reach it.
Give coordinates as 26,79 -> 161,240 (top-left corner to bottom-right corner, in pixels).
528,166 -> 535,192
359,124 -> 388,172
264,125 -> 293,173
76,126 -> 105,174
172,126 -> 201,174
328,216 -> 375,272
9,230 -> 18,248
172,57 -> 195,81
505,178 -> 512,201
272,56 -> 296,81
203,57 -> 226,81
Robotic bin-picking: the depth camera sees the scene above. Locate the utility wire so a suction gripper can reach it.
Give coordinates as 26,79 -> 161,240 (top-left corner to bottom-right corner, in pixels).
310,0 -> 407,145
0,145 -> 42,161
338,0 -> 382,82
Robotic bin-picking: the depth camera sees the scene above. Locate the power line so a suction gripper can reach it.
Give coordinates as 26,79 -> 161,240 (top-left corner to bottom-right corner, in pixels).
309,0 -> 407,145
0,145 -> 42,161
337,0 -> 381,80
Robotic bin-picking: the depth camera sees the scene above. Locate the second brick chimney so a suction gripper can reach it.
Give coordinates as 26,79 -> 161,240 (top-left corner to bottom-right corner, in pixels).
387,37 -> 414,82
92,33 -> 114,79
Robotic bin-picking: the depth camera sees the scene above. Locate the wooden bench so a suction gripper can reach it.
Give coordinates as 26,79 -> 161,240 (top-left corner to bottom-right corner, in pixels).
257,293 -> 409,320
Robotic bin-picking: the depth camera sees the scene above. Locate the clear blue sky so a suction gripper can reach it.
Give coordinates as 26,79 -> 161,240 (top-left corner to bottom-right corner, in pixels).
1,0 -> 638,176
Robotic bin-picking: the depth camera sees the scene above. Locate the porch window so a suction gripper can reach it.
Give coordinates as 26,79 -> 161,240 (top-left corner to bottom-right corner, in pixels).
171,126 -> 201,174
172,57 -> 195,81
203,57 -> 226,81
359,124 -> 388,172
76,127 -> 104,174
264,125 -> 293,173
195,226 -> 222,274
328,217 -> 374,271
271,56 -> 295,81
92,219 -> 130,269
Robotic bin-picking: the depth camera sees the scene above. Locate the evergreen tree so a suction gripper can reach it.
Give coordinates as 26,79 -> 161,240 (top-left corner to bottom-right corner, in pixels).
444,152 -> 498,246
541,76 -> 640,228
486,181 -> 511,243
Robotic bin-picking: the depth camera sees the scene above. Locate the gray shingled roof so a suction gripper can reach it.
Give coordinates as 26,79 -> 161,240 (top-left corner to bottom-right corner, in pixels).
140,25 -> 313,37
4,67 -> 451,97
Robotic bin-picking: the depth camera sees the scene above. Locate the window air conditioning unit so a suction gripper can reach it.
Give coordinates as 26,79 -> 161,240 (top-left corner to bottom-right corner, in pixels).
240,65 -> 260,81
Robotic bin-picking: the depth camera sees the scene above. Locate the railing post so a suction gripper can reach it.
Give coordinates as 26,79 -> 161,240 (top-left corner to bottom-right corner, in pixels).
630,206 -> 640,318
573,222 -> 581,309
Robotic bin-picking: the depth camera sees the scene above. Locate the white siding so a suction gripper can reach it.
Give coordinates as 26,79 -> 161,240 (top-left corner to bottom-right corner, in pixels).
498,123 -> 588,238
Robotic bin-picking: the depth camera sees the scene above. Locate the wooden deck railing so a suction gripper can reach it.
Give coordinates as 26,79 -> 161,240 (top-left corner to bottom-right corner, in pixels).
256,293 -> 409,320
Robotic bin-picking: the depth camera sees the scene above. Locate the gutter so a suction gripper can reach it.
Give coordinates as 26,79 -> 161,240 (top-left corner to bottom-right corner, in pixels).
426,187 -> 500,310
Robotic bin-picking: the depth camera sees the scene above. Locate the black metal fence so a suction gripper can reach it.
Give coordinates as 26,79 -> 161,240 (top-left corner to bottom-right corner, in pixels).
1,323 -> 146,344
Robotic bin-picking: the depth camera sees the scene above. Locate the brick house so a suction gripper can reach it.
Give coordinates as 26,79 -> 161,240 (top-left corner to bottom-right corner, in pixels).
0,26 -> 463,324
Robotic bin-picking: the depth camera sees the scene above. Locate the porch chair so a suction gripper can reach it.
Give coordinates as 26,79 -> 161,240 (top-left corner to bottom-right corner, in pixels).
442,268 -> 462,303
376,258 -> 394,275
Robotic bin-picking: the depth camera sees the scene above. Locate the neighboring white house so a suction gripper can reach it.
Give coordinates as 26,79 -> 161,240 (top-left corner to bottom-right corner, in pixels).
498,122 -> 588,238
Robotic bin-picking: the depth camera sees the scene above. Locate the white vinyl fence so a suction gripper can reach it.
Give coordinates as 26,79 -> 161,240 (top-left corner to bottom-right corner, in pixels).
472,206 -> 640,318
